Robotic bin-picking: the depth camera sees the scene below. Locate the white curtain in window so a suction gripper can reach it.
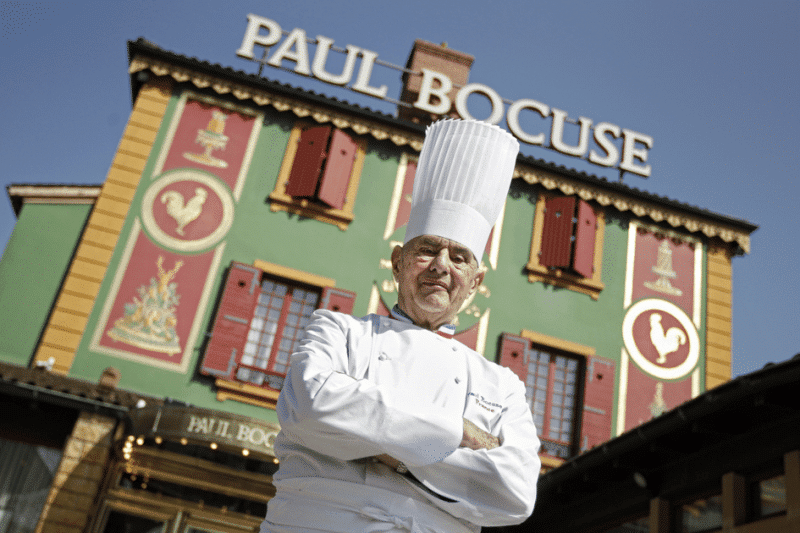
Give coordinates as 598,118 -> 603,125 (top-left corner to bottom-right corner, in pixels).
0,438 -> 62,533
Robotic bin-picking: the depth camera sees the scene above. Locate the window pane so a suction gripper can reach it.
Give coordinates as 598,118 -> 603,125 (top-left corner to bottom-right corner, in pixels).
757,475 -> 786,517
679,494 -> 722,533
602,516 -> 649,533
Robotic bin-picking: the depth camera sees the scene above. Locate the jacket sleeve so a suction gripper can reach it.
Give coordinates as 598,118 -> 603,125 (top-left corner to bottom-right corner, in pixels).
406,373 -> 541,527
276,310 -> 463,467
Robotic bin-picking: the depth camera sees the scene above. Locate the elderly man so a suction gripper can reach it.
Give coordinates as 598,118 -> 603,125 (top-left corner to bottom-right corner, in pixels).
261,119 -> 540,533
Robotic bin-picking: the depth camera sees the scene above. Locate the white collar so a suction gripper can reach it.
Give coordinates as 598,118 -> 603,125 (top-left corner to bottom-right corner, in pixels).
390,306 -> 456,337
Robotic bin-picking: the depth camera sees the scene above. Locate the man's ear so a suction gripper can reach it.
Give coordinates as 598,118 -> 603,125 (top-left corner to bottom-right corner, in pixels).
391,245 -> 403,279
470,269 -> 485,294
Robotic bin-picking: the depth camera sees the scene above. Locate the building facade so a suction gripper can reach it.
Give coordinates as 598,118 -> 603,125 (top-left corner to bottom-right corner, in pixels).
0,35 -> 764,532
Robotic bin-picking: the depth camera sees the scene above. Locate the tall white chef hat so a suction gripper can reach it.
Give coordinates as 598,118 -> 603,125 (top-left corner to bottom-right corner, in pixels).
405,119 -> 520,261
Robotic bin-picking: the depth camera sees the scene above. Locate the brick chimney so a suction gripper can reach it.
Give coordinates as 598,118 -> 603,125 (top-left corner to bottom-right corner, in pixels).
398,40 -> 474,125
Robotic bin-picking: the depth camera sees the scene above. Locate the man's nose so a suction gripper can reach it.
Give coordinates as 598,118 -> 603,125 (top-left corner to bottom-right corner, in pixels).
429,250 -> 450,272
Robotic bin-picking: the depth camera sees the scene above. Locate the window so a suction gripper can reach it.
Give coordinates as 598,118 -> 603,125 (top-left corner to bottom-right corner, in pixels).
752,473 -> 786,519
526,192 -> 605,299
200,261 -> 356,408
237,279 -> 319,390
601,516 -> 649,533
499,331 -> 614,459
677,493 -> 723,533
269,122 -> 367,230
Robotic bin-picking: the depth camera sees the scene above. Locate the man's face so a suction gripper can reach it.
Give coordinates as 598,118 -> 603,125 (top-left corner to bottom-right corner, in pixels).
391,235 -> 484,330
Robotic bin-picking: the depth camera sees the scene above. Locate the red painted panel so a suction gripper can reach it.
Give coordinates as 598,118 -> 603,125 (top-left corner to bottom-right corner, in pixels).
201,262 -> 262,378
631,230 -> 696,314
321,286 -> 357,315
580,355 -> 615,451
498,333 -> 529,382
99,233 -> 215,366
623,362 -> 692,432
573,199 -> 597,278
318,129 -> 357,209
161,99 -> 257,191
540,196 -> 575,269
285,125 -> 331,198
453,322 -> 480,351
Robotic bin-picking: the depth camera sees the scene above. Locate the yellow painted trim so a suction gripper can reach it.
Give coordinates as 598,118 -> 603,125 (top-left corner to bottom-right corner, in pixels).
539,454 -> 565,473
268,121 -> 367,231
31,77 -> 174,373
526,192 -> 606,300
520,329 -> 596,358
705,244 -> 733,388
215,378 -> 281,410
252,259 -> 336,288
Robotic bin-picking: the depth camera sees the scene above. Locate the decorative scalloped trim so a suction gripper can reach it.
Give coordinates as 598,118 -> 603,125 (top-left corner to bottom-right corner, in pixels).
514,169 -> 751,254
130,56 -> 425,151
130,56 -> 751,254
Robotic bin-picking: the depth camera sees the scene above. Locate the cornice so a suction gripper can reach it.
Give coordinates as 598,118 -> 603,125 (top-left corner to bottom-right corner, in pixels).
129,56 -> 425,152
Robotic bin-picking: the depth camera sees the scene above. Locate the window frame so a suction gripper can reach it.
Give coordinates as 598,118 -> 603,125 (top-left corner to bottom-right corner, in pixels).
526,191 -> 605,299
204,260 -> 354,409
268,121 -> 367,231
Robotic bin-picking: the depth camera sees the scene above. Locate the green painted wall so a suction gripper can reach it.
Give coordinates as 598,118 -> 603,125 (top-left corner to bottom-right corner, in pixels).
0,203 -> 91,365
43,85 -> 708,432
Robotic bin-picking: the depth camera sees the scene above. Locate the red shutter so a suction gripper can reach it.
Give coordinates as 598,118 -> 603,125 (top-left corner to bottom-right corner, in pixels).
540,196 -> 575,269
498,333 -> 529,383
453,322 -> 480,351
201,262 -> 262,379
285,125 -> 331,198
580,354 -> 616,452
572,199 -> 597,278
321,287 -> 357,315
317,129 -> 357,209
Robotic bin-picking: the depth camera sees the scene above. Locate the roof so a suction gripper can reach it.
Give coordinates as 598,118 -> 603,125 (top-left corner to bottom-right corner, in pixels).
0,360 -> 159,417
514,353 -> 800,532
126,38 -> 757,253
6,183 -> 102,217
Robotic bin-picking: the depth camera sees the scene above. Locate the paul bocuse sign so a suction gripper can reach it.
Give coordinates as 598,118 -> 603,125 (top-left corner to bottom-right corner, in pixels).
236,13 -> 654,177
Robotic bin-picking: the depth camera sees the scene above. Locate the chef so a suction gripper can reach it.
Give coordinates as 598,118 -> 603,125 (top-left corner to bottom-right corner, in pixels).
261,119 -> 541,533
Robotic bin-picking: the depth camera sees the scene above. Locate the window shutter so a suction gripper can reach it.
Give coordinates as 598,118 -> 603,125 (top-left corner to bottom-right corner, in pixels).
580,354 -> 615,452
201,262 -> 262,379
317,129 -> 357,209
573,199 -> 597,278
321,287 -> 357,315
285,125 -> 332,198
540,195 -> 575,269
498,333 -> 529,383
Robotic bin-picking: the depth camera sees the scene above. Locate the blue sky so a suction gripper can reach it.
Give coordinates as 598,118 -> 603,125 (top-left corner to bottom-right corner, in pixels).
1,1 -> 797,376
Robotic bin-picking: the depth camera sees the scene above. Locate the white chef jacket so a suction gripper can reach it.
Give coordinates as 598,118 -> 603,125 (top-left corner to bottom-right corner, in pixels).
263,309 -> 540,532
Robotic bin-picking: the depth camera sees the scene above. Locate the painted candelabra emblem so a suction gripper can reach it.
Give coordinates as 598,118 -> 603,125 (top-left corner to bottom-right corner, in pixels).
622,298 -> 699,380
183,109 -> 230,169
107,256 -> 184,355
142,169 -> 234,253
644,239 -> 683,296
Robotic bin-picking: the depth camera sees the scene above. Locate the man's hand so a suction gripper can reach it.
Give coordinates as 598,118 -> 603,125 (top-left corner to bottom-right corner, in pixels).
460,418 -> 500,450
373,419 -> 498,468
374,453 -> 402,470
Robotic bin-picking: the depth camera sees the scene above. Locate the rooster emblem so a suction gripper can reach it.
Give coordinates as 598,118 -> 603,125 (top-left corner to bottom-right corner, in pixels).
649,313 -> 687,364
161,187 -> 208,235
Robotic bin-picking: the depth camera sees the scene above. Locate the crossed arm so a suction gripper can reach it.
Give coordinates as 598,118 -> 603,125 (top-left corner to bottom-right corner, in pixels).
276,311 -> 539,526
